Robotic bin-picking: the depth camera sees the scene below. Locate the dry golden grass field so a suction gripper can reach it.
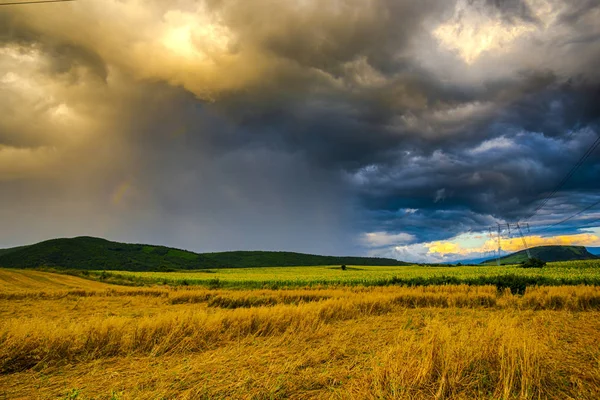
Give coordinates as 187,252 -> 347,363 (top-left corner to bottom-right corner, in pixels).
1,269 -> 600,399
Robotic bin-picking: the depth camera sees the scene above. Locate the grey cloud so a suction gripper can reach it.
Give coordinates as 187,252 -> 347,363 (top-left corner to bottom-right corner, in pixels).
558,0 -> 600,24
0,0 -> 599,259
485,0 -> 539,24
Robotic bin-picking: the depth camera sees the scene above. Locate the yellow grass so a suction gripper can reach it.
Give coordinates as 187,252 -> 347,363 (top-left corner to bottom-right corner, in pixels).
0,269 -> 116,293
1,270 -> 600,399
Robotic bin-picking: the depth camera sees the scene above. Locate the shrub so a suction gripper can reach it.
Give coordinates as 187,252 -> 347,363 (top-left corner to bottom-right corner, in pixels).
520,258 -> 546,269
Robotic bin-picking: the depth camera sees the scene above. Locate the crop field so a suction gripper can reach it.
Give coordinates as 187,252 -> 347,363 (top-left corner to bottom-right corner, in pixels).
0,269 -> 116,293
98,259 -> 600,291
2,269 -> 600,399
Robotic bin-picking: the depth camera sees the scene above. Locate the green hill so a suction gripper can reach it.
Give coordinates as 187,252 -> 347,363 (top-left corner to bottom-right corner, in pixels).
0,236 -> 408,271
481,245 -> 598,265
0,245 -> 29,257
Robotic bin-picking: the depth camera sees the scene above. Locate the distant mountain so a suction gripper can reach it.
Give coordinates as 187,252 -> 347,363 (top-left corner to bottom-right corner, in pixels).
0,236 -> 408,271
481,245 -> 598,265
588,247 -> 600,256
442,256 -> 491,265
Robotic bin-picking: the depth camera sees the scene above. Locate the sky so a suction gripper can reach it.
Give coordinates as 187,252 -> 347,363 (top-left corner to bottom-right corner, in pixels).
0,0 -> 599,262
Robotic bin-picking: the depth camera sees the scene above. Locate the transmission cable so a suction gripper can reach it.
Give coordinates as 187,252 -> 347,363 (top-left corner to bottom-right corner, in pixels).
522,134 -> 600,222
533,197 -> 600,233
0,0 -> 76,6
573,216 -> 600,229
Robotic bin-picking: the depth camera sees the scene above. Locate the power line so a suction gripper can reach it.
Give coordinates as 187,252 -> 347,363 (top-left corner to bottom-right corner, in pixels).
515,223 -> 531,259
522,134 -> 600,222
574,216 -> 600,229
545,214 -> 600,233
525,135 -> 600,221
0,0 -> 76,6
533,197 -> 600,233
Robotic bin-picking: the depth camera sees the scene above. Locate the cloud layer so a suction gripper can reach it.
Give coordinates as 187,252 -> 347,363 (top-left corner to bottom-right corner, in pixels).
1,0 -> 599,260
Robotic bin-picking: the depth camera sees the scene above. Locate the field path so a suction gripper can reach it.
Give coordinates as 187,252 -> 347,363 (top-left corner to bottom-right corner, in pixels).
0,269 -> 116,293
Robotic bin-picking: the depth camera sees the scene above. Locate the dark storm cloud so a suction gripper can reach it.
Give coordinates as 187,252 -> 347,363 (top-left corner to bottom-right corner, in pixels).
252,0 -> 444,75
1,0 -> 600,258
558,0 -> 600,24
485,0 -> 539,23
0,12 -> 108,82
355,126 -> 599,230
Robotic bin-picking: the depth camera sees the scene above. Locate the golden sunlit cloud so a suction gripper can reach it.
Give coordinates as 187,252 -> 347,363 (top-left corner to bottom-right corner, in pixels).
433,0 -> 536,64
427,233 -> 600,256
499,234 -> 600,252
4,1 -> 251,100
0,43 -> 110,181
161,9 -> 233,62
426,241 -> 464,255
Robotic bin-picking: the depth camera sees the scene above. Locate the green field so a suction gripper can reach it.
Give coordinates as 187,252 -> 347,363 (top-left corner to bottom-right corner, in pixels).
93,259 -> 600,292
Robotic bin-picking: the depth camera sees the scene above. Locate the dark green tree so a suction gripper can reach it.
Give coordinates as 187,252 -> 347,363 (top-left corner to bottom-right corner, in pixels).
520,258 -> 546,268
